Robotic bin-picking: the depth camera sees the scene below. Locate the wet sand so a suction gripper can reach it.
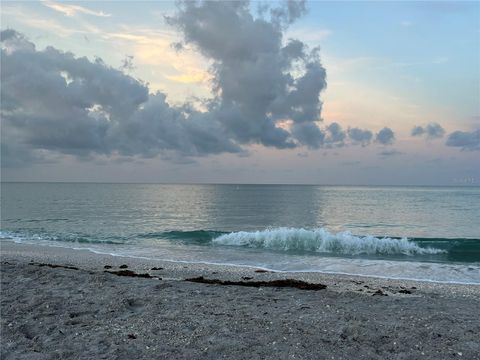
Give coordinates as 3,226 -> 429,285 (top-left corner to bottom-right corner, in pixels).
1,242 -> 479,359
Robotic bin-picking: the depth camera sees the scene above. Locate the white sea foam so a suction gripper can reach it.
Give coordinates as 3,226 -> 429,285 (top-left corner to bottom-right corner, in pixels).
212,227 -> 445,255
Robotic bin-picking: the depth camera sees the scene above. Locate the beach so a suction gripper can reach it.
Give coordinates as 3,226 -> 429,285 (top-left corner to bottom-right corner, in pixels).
1,242 -> 479,359
2,0 -> 480,357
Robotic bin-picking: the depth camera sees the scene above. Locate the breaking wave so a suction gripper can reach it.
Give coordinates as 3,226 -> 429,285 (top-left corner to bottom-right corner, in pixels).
3,228 -> 479,262
212,228 -> 445,256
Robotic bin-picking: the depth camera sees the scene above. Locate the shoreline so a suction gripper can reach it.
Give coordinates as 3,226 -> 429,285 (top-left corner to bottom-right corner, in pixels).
2,242 -> 480,359
1,239 -> 479,286
2,240 -> 480,291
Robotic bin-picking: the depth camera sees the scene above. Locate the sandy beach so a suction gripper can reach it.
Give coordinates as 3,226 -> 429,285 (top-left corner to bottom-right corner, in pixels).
1,241 -> 479,359
3,0 -> 480,357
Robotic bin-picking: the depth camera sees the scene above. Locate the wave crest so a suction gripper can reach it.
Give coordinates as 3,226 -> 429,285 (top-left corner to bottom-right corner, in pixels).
212,228 -> 445,256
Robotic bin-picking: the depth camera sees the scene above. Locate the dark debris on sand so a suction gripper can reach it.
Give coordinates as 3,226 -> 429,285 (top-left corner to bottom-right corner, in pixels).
105,270 -> 154,279
372,289 -> 388,296
185,276 -> 327,290
29,262 -> 79,271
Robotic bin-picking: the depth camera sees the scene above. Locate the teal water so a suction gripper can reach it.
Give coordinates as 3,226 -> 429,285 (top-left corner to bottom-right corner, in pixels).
1,183 -> 479,283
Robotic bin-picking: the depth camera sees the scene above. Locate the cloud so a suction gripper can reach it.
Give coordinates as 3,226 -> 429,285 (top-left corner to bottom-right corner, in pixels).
379,149 -> 402,157
166,0 -> 327,149
291,122 -> 324,149
291,121 -> 350,149
269,0 -> 307,27
0,141 -> 55,168
411,123 -> 445,139
347,127 -> 373,146
324,122 -> 346,147
446,130 -> 480,151
411,125 -> 425,136
0,29 -> 242,166
120,55 -> 135,72
0,29 -> 35,52
1,2 -> 332,167
43,1 -> 111,17
0,5 -> 83,37
2,2 -> 407,169
375,127 -> 395,145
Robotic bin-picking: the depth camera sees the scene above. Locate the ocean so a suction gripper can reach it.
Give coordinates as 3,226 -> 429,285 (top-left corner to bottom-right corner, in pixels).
1,183 -> 479,284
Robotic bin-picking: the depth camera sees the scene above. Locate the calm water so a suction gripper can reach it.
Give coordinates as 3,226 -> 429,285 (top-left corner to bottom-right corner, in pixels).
1,183 -> 479,283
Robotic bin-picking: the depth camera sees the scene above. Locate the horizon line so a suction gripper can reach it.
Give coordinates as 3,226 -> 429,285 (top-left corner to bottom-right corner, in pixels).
1,181 -> 478,187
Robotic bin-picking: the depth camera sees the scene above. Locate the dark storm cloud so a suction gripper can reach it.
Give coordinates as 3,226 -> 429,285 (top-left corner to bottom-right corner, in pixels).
446,129 -> 480,151
375,127 -> 395,145
2,1 -> 333,167
411,123 -> 445,139
347,127 -> 373,146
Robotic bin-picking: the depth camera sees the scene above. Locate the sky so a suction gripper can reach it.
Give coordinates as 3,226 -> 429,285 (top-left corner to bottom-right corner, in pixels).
1,0 -> 479,185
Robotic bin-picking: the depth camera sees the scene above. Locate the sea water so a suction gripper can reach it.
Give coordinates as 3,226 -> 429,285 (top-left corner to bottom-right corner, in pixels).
1,183 -> 479,283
